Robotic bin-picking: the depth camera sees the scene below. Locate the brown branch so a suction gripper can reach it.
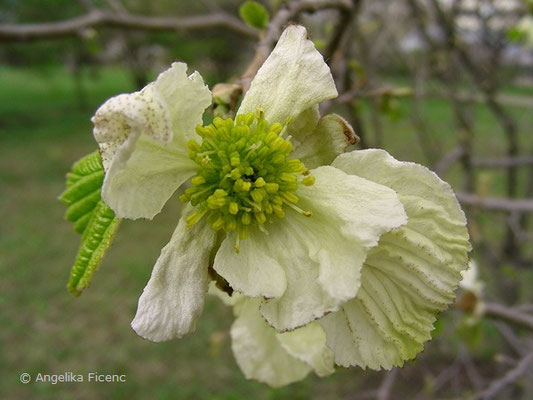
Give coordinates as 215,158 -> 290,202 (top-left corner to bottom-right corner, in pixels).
471,156 -> 533,168
484,302 -> 533,332
435,146 -> 466,176
468,351 -> 533,400
493,322 -> 527,356
239,0 -> 354,92
426,0 -> 522,259
103,0 -> 128,15
456,193 -> 533,213
323,0 -> 361,64
0,10 -> 258,41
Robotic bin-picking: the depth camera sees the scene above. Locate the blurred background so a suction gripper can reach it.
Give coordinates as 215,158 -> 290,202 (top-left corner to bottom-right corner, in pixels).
1,0 -> 533,399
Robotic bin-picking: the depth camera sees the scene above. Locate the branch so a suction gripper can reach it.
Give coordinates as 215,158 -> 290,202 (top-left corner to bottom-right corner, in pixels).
435,147 -> 466,176
240,0 -> 353,92
484,302 -> 533,332
472,156 -> 533,168
456,193 -> 533,213
468,351 -> 533,400
0,10 -> 258,41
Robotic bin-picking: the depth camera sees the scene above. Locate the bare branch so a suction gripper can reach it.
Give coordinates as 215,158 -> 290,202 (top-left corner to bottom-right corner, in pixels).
239,0 -> 354,92
435,147 -> 466,176
456,193 -> 533,213
494,322 -> 527,356
468,351 -> 533,400
0,10 -> 258,41
472,156 -> 533,168
484,302 -> 533,332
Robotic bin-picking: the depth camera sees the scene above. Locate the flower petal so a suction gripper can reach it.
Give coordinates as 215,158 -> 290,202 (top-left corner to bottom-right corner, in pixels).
290,112 -> 358,169
238,25 -> 337,125
230,298 -> 312,387
319,149 -> 471,369
213,231 -> 287,299
131,207 -> 216,342
93,62 -> 211,219
259,166 -> 407,331
102,135 -> 197,219
277,322 -> 335,377
215,165 -> 407,332
152,63 -> 212,146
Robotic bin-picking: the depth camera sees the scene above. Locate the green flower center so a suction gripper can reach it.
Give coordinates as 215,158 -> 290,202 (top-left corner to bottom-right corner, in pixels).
181,110 -> 314,251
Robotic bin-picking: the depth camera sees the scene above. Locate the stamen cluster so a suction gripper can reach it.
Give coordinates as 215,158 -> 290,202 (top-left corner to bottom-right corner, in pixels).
180,110 -> 314,251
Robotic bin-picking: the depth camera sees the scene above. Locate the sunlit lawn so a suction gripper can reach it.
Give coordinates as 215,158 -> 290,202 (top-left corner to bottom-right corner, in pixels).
1,65 -> 531,399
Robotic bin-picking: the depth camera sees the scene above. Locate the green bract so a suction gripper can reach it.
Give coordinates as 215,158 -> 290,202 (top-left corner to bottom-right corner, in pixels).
85,24 -> 470,387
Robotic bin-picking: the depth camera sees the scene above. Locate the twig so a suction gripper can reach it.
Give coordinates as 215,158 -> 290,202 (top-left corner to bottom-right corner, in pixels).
239,0 -> 353,92
413,357 -> 461,400
456,193 -> 533,213
0,10 -> 258,41
435,147 -> 466,176
459,345 -> 485,391
494,322 -> 527,356
323,0 -> 360,64
516,304 -> 533,313
427,0 -> 522,259
468,351 -> 533,400
484,302 -> 533,331
471,156 -> 533,168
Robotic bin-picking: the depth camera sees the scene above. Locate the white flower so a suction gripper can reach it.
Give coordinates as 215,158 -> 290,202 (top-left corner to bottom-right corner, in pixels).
211,149 -> 471,386
91,22 -> 470,361
210,285 -> 334,387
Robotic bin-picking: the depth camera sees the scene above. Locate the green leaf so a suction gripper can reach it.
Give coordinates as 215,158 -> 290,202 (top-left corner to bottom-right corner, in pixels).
60,151 -> 121,296
239,1 -> 269,29
506,27 -> 525,43
60,151 -> 105,233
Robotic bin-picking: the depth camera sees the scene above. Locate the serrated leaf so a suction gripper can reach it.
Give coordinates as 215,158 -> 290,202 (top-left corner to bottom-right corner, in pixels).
239,1 -> 269,29
68,201 -> 121,296
60,151 -> 105,233
60,151 -> 121,296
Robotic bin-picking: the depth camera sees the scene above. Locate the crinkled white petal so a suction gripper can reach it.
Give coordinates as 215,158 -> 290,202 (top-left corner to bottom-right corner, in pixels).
131,207 -> 216,342
290,112 -> 358,169
260,166 -> 407,331
231,298 -> 332,387
93,62 -> 211,219
277,322 -> 335,377
318,149 -> 470,369
214,166 -> 407,332
238,25 -> 337,125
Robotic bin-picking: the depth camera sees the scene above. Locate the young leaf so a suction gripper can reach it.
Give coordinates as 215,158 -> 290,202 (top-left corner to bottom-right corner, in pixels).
60,151 -> 120,296
60,151 -> 105,233
239,1 -> 269,30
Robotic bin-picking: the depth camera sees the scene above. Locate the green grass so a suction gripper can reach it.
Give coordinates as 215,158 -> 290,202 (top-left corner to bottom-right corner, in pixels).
1,65 -> 531,399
